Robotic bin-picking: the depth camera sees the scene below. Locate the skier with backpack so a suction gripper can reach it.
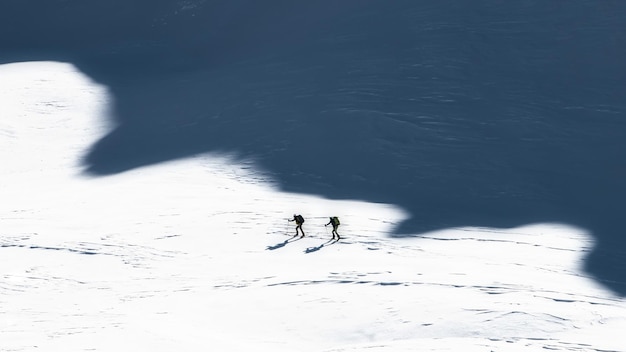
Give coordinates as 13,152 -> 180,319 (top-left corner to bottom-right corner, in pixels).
289,214 -> 306,238
325,216 -> 341,240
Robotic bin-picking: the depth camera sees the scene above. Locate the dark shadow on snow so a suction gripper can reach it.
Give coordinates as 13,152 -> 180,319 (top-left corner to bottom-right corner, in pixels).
305,239 -> 339,254
266,235 -> 302,251
2,1 -> 625,294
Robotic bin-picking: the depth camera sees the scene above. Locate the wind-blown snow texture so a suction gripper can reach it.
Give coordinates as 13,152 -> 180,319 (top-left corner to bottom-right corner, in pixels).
1,0 -> 625,300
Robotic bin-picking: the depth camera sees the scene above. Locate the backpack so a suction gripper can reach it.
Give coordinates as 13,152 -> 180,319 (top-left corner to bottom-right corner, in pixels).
331,216 -> 340,226
296,215 -> 304,224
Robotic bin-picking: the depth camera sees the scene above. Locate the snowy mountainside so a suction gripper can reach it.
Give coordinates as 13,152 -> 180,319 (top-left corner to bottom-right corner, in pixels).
2,1 -> 625,294
1,61 -> 626,351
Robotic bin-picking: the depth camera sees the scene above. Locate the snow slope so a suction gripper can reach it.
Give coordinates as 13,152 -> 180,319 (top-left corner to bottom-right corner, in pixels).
1,62 -> 625,351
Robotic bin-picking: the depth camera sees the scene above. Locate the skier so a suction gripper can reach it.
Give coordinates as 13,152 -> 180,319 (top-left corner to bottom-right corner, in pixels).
289,214 -> 306,237
325,216 -> 341,240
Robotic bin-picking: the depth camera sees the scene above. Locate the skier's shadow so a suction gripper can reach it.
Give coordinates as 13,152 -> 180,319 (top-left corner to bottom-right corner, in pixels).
304,239 -> 338,254
266,235 -> 302,251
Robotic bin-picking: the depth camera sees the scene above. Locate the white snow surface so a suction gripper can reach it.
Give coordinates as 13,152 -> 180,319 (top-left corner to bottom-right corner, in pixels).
1,61 -> 625,351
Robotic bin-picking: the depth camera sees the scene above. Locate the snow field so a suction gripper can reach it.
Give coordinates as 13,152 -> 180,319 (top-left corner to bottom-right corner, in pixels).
1,62 -> 625,352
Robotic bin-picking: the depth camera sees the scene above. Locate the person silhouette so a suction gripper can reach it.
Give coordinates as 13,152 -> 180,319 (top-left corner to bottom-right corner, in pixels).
289,214 -> 306,237
325,216 -> 340,240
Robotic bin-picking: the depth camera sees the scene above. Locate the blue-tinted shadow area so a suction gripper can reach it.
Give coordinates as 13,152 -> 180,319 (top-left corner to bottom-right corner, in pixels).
1,0 -> 625,294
